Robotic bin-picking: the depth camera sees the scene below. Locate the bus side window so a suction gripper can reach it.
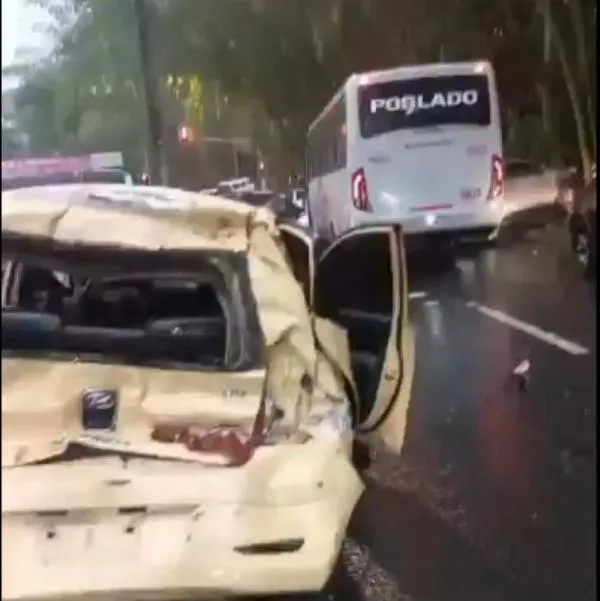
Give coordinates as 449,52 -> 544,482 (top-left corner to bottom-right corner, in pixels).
308,93 -> 347,178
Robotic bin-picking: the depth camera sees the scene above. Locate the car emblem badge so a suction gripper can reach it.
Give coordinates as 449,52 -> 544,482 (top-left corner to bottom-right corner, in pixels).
81,389 -> 118,430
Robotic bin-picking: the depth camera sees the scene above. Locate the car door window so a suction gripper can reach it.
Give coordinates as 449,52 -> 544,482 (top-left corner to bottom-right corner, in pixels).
277,223 -> 314,306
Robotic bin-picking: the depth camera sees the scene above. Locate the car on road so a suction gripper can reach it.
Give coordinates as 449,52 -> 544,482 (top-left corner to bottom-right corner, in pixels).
298,210 -> 310,227
290,186 -> 307,210
504,158 -> 564,208
237,189 -> 306,222
565,165 -> 596,277
216,176 -> 255,197
498,158 -> 569,231
1,184 -> 415,600
198,186 -> 218,195
237,188 -> 276,206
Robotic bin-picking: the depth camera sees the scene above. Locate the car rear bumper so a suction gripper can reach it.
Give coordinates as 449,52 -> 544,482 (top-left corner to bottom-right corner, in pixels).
4,502 -> 351,601
2,443 -> 363,600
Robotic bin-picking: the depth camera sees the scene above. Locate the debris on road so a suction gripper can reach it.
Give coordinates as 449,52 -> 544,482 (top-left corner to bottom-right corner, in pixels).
512,358 -> 531,392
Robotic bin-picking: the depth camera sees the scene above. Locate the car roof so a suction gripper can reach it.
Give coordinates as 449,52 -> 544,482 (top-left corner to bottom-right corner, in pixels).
2,182 -> 318,371
2,183 -> 276,253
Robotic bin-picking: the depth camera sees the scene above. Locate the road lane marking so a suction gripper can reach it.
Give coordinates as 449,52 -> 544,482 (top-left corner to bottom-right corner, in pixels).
466,301 -> 590,356
409,291 -> 428,299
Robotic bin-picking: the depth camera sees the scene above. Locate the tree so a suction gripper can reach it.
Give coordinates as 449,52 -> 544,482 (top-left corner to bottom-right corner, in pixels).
1,126 -> 24,158
11,0 -> 596,178
536,0 -> 596,178
12,0 -> 151,169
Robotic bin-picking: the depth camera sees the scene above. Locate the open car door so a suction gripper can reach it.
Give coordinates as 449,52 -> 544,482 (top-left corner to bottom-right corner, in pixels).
277,221 -> 414,452
314,224 -> 414,452
277,222 -> 315,306
278,221 -> 357,390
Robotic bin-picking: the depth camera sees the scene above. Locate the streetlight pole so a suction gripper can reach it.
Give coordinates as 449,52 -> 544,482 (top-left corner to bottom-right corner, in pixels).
134,0 -> 165,184
202,136 -> 249,179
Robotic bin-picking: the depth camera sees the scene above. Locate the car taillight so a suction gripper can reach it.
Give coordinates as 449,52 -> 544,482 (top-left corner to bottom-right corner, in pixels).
351,168 -> 372,211
151,424 -> 257,467
487,154 -> 504,200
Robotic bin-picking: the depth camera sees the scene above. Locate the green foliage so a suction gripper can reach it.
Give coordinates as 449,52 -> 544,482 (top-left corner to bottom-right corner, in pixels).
7,0 -> 597,176
1,127 -> 23,158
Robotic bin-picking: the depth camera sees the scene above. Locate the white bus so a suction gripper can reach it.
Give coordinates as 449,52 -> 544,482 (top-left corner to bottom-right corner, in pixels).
306,60 -> 504,244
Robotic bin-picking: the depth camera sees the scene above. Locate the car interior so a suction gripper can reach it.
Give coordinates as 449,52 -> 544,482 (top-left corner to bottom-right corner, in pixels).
279,229 -> 400,425
324,246 -> 394,423
2,261 -> 229,368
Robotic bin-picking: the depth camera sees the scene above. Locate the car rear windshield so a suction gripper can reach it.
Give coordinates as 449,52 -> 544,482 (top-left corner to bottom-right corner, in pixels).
359,73 -> 491,139
2,245 -> 263,372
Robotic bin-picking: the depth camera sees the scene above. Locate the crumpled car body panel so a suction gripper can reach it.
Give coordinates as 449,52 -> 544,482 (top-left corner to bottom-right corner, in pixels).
2,442 -> 363,600
2,185 -> 366,599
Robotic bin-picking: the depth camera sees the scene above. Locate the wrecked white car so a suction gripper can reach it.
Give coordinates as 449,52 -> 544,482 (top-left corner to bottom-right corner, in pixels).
1,184 -> 415,600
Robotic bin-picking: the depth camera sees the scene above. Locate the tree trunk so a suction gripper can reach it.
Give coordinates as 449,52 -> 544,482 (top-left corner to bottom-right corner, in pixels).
566,0 -> 596,158
539,0 -> 592,179
134,0 -> 166,185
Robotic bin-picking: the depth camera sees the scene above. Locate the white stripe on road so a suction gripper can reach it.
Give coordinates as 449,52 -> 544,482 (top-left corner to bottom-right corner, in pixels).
466,301 -> 590,356
409,291 -> 428,299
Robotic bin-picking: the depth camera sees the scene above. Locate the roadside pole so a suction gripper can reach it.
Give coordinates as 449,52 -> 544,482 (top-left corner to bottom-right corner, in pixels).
134,0 -> 165,185
203,136 -> 248,181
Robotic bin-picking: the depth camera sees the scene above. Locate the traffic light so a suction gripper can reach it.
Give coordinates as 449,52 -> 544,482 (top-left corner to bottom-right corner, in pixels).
178,124 -> 195,143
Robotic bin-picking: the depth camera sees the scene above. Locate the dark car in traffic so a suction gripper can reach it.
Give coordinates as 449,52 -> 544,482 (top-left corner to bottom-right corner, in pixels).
566,164 -> 596,277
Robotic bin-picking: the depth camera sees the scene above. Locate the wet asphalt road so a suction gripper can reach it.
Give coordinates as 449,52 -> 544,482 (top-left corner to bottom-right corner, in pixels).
325,213 -> 596,601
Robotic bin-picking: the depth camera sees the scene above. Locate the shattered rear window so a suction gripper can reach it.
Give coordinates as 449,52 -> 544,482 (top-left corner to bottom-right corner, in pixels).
2,244 -> 264,372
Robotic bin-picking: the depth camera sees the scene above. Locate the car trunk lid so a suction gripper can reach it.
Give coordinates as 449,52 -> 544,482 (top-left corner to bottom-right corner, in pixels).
2,357 -> 269,469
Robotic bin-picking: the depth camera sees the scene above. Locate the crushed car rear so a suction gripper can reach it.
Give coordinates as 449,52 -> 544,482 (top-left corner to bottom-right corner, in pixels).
2,185 -> 364,600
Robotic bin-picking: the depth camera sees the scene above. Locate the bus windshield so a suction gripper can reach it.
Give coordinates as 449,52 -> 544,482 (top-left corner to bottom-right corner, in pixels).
358,73 -> 491,138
